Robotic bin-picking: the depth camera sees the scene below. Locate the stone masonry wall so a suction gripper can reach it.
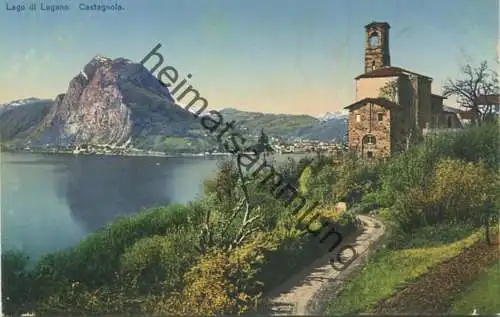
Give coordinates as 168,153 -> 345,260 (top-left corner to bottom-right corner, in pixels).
364,24 -> 391,73
348,102 -> 391,158
390,107 -> 410,155
419,77 -> 433,129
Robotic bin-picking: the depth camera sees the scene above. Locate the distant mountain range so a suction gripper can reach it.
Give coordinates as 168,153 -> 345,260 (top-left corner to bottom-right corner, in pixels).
0,56 -> 347,153
317,111 -> 348,121
218,108 -> 347,142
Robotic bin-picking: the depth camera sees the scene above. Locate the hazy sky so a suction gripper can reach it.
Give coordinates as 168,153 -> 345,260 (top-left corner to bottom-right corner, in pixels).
0,0 -> 498,115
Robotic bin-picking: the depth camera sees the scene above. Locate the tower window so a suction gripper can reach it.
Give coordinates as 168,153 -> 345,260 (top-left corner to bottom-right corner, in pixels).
363,135 -> 376,145
368,32 -> 379,48
377,113 -> 384,121
356,114 -> 361,122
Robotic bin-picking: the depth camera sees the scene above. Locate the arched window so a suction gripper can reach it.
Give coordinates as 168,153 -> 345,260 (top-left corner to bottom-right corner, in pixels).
362,135 -> 376,145
368,32 -> 379,48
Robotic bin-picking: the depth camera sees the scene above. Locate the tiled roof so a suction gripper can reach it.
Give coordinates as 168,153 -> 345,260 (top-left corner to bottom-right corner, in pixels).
441,106 -> 461,113
355,66 -> 432,80
344,97 -> 403,110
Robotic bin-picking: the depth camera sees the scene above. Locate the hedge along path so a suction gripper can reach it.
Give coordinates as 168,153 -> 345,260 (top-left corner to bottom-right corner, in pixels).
371,232 -> 500,315
260,215 -> 385,316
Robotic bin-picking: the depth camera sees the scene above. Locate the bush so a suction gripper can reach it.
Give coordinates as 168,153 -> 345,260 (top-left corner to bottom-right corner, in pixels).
119,229 -> 199,296
377,122 -> 500,208
391,158 -> 499,230
2,251 -> 33,315
47,204 -> 196,289
2,203 -> 207,315
35,282 -> 129,316
143,233 -> 279,315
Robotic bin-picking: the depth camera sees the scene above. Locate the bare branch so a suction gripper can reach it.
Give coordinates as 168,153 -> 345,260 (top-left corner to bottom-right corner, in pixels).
442,60 -> 499,124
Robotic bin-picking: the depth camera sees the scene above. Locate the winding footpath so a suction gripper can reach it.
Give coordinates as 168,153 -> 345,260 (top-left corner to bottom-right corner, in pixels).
260,215 -> 385,315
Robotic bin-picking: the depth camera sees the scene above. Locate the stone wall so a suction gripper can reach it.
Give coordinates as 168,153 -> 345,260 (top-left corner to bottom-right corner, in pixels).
410,76 -> 433,132
431,96 -> 444,128
419,77 -> 433,130
347,102 -> 391,158
390,107 -> 410,155
364,24 -> 391,73
437,112 -> 462,129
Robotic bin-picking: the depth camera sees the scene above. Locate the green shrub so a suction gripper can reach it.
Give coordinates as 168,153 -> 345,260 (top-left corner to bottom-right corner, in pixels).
143,232 -> 279,316
120,229 -> 199,296
35,281 -> 129,316
2,251 -> 34,315
9,203 -> 206,315
391,158 -> 499,230
377,122 -> 499,208
61,204 -> 195,287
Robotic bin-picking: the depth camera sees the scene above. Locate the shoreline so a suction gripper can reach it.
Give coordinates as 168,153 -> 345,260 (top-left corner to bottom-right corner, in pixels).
0,148 -> 309,159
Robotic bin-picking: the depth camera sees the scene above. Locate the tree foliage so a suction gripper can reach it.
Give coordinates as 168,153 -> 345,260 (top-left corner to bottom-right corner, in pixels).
379,79 -> 399,102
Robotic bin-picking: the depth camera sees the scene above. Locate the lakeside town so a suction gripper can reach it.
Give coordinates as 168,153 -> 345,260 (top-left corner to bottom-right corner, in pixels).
0,137 -> 346,157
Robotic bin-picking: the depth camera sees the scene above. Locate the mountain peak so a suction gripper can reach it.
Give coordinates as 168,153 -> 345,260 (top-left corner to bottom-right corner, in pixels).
19,54 -> 195,148
91,54 -> 112,63
317,111 -> 348,121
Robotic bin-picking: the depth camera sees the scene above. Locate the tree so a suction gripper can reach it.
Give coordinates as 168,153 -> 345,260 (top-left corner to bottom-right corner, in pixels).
256,129 -> 274,162
378,80 -> 399,103
483,199 -> 499,246
197,159 -> 263,254
443,61 -> 499,125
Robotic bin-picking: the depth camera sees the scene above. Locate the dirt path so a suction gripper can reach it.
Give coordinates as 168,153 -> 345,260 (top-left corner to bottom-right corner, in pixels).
371,233 -> 500,315
259,215 -> 385,316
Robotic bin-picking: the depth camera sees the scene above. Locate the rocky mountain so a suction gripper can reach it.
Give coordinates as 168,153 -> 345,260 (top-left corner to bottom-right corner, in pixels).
35,55 -> 206,147
1,55 -> 347,152
2,56 -> 220,153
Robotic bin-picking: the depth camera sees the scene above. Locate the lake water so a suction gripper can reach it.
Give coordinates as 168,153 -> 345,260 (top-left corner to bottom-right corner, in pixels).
0,152 -> 308,260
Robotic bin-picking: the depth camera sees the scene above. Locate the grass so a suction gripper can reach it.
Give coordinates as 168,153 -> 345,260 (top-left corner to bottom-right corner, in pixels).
325,222 -> 484,315
450,260 -> 500,315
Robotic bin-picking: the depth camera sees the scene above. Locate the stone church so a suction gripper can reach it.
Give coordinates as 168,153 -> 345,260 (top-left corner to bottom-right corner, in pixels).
345,22 -> 462,158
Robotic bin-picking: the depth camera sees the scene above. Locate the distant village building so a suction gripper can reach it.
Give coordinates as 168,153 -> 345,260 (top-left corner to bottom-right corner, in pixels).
345,22 -> 462,159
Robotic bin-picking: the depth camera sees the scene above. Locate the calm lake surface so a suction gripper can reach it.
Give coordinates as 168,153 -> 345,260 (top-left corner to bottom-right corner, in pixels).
1,152 -> 308,260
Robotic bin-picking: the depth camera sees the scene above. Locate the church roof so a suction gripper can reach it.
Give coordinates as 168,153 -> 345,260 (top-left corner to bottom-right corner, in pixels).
431,94 -> 447,99
355,66 -> 433,80
442,106 -> 461,113
344,97 -> 403,111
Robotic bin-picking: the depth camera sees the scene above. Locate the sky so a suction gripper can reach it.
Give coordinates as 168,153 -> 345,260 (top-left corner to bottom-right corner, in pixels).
0,0 -> 498,116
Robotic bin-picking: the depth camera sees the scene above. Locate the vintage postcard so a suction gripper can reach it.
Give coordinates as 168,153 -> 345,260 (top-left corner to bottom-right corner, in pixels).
1,0 -> 498,316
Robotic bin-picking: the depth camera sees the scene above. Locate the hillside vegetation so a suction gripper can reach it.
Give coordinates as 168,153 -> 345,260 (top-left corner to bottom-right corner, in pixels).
220,108 -> 319,137
219,108 -> 347,142
325,121 -> 500,315
1,151 -> 359,316
2,121 -> 499,316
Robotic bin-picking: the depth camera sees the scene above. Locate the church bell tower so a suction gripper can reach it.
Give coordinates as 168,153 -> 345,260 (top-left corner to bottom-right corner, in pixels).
364,21 -> 391,73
